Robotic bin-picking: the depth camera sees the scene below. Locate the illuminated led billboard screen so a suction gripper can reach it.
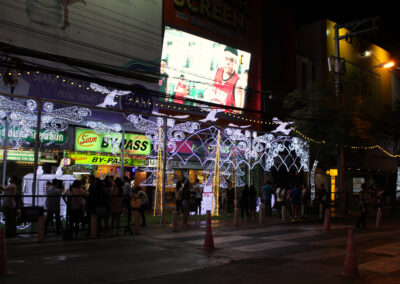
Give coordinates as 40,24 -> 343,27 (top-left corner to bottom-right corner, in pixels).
160,26 -> 251,112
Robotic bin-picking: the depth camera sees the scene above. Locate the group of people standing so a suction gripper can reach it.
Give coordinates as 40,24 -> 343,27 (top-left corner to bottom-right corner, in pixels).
44,175 -> 149,239
261,181 -> 311,222
175,178 -> 203,216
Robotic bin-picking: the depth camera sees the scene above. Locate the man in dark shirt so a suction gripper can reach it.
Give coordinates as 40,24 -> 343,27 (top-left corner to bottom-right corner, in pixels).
159,59 -> 170,102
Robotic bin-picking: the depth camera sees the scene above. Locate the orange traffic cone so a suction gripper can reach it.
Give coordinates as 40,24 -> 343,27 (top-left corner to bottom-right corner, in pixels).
203,210 -> 215,251
0,227 -> 8,276
323,208 -> 331,233
343,228 -> 358,278
375,208 -> 382,229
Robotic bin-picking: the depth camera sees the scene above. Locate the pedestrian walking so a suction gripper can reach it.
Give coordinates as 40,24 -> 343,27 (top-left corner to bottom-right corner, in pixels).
182,180 -> 191,218
175,181 -> 183,214
226,180 -> 234,216
375,186 -> 384,209
262,180 -> 274,216
275,186 -> 286,218
301,184 -> 310,219
193,179 -> 203,215
0,176 -> 18,238
290,184 -> 302,222
356,183 -> 369,229
249,185 -> 257,221
45,179 -> 63,235
138,187 -> 149,227
317,183 -> 328,220
240,185 -> 249,220
110,178 -> 124,235
65,180 -> 88,239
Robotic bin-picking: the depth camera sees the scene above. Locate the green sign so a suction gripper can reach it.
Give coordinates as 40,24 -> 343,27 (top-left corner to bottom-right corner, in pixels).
0,150 -> 35,162
75,128 -> 151,155
0,126 -> 67,144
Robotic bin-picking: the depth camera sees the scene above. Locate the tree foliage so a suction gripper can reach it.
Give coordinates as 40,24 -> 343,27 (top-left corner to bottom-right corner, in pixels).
284,72 -> 373,148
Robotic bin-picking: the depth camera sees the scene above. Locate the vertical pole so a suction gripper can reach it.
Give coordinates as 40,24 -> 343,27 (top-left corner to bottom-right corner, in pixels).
120,124 -> 125,178
334,25 -> 345,215
32,100 -> 42,207
161,120 -> 168,224
1,114 -> 9,187
248,132 -> 253,187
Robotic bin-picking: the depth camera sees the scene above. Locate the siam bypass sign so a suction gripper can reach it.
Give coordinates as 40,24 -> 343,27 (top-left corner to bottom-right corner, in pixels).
75,128 -> 151,155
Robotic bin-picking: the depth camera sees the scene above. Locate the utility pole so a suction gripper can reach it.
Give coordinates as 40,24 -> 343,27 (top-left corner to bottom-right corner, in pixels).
333,17 -> 378,215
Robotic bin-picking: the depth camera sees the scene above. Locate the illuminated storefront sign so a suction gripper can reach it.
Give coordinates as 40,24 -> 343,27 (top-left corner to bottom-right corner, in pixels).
75,128 -> 151,155
68,153 -> 155,167
0,150 -> 56,163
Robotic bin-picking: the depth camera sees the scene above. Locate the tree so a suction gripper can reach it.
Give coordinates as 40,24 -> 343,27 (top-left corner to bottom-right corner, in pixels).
283,71 -> 373,211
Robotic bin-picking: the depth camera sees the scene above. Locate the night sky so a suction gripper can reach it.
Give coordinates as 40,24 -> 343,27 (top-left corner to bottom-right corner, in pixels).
279,1 -> 400,58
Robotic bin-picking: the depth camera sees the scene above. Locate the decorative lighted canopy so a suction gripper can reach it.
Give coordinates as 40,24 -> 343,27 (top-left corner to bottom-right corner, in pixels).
0,96 -> 91,148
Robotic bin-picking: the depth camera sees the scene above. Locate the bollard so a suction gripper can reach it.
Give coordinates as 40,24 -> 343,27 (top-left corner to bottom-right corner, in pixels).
90,214 -> 97,238
134,212 -> 140,235
172,211 -> 178,232
282,205 -> 287,222
234,208 -> 240,226
182,209 -> 189,228
37,216 -> 45,243
259,204 -> 265,224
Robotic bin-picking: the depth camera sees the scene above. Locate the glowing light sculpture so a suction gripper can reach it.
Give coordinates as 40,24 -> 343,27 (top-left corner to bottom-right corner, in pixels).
311,160 -> 318,200
212,130 -> 221,216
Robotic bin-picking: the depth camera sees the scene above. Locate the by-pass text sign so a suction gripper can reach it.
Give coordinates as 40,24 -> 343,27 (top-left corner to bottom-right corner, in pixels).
75,128 -> 151,155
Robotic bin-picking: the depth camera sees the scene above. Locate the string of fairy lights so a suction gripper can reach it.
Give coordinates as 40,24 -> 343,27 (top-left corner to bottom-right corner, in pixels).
1,70 -> 399,159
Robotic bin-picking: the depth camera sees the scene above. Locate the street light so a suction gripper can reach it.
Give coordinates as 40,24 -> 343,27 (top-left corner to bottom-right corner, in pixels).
380,61 -> 395,69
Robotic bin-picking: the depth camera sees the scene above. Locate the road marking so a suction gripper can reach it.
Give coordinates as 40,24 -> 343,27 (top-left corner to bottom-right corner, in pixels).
309,237 -> 347,247
283,247 -> 344,261
262,230 -> 322,241
154,231 -> 205,239
359,256 -> 400,273
309,230 -> 400,247
222,226 -> 288,236
301,224 -> 353,231
186,235 -> 253,245
366,241 -> 400,256
232,240 -> 298,252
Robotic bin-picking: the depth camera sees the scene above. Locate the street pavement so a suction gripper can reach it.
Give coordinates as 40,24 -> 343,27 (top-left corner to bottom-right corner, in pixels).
2,213 -> 400,284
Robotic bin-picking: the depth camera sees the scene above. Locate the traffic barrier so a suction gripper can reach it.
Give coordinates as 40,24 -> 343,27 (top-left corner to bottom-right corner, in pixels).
203,210 -> 215,251
343,228 -> 358,278
323,208 -> 331,233
37,216 -> 45,242
259,204 -> 265,224
172,211 -> 178,232
134,212 -> 141,235
234,208 -> 239,226
375,208 -> 382,229
90,214 -> 97,238
0,228 -> 8,276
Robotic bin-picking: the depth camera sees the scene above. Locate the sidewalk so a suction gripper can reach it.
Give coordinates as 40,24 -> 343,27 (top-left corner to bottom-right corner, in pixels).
4,207 -> 398,247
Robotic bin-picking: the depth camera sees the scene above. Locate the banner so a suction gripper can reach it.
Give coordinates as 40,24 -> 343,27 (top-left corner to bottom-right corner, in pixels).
68,152 -> 154,166
75,128 -> 151,155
